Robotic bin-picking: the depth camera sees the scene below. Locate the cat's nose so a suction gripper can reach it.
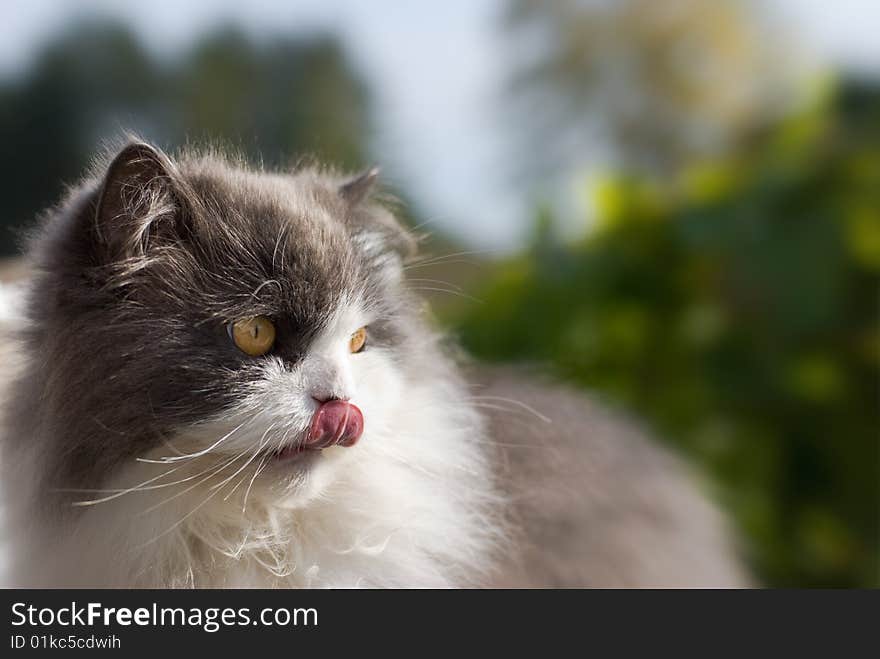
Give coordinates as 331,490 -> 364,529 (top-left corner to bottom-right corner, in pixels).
302,354 -> 354,404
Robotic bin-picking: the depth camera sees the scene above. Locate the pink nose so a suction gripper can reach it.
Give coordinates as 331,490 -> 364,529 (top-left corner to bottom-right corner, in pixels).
306,400 -> 364,449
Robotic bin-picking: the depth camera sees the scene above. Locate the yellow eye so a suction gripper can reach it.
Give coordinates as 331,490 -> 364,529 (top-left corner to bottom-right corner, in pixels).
230,316 -> 276,356
349,327 -> 367,354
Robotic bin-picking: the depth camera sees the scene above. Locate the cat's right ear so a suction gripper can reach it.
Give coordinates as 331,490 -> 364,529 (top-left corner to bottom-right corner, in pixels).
338,168 -> 418,261
91,141 -> 185,262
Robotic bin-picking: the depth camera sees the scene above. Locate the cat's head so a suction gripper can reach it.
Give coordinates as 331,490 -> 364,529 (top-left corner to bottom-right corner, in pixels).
25,139 -> 440,506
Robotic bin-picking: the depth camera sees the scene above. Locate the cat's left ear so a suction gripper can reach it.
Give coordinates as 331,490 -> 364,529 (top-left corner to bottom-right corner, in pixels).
338,168 -> 417,260
92,140 -> 189,262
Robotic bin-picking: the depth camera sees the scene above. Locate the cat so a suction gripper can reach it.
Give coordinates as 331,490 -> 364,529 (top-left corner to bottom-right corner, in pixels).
0,138 -> 749,587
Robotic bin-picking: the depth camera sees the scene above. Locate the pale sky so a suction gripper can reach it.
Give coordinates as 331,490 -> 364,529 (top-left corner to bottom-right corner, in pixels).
1,0 -> 878,250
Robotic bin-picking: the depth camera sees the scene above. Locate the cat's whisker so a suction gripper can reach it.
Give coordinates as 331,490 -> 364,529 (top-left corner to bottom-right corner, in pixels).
225,469 -> 255,503
271,422 -> 298,454
463,405 -> 563,461
402,249 -> 495,270
210,422 -> 277,493
219,424 -> 277,500
67,434 -> 265,507
436,416 -> 552,448
467,403 -> 557,433
63,452 -> 250,502
67,464 -> 185,506
406,218 -> 438,233
136,484 -> 227,550
364,419 -> 482,478
227,452 -> 270,507
242,454 -> 270,513
374,443 -> 482,478
406,277 -> 467,293
369,444 -> 436,478
404,257 -> 484,271
137,419 -> 250,464
137,449 -> 258,549
136,446 -> 252,517
408,286 -> 484,304
469,437 -> 549,449
158,435 -> 188,457
468,396 -> 552,424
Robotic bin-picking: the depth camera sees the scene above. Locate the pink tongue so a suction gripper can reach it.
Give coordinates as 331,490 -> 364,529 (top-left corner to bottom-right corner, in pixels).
306,400 -> 364,449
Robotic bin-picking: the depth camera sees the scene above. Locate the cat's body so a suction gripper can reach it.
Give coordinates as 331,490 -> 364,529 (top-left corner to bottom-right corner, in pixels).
0,140 -> 747,587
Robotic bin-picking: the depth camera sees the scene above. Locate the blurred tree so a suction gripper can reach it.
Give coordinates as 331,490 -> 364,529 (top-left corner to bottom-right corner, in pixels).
453,79 -> 880,587
0,22 -> 372,256
505,0 -> 803,179
178,28 -> 369,168
0,24 -> 161,256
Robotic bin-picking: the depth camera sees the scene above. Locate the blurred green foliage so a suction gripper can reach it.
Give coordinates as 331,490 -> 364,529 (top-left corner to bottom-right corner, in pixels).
0,16 -> 875,587
0,22 -> 370,256
453,80 -> 880,587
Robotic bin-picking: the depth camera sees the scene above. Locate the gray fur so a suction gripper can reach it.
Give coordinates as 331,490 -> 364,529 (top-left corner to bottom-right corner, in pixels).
7,139 -> 417,506
472,367 -> 750,587
1,138 -> 749,586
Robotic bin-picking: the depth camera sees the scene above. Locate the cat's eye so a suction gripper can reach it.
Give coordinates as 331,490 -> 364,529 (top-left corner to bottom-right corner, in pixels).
229,316 -> 276,357
349,327 -> 367,354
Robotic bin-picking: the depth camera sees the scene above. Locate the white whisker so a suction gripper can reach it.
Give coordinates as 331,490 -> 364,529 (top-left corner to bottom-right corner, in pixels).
210,423 -> 277,493
469,396 -> 552,424
137,448 -> 248,516
409,286 -> 483,303
68,464 -> 184,507
241,454 -> 270,513
137,419 -> 250,464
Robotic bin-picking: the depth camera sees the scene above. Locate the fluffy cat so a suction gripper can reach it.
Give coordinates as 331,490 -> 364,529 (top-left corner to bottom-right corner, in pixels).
0,139 -> 748,587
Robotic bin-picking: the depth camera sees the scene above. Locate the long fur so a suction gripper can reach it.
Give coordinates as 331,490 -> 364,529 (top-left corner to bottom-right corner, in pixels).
3,355 -> 503,587
0,139 -> 748,588
0,142 -> 507,587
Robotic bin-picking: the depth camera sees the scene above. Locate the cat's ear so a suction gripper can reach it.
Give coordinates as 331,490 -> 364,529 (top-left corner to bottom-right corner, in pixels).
338,167 -> 417,260
339,167 -> 380,205
92,141 -> 185,261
